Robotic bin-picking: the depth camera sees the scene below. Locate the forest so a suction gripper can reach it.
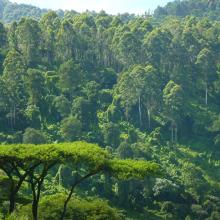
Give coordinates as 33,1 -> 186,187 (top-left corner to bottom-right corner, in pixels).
0,0 -> 220,219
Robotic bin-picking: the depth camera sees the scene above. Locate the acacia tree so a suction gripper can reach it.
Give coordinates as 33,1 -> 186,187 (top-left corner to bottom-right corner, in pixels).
0,142 -> 160,220
60,144 -> 160,220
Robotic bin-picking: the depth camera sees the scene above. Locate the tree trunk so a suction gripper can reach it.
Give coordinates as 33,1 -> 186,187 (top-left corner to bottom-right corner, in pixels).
31,178 -> 44,220
61,185 -> 75,220
61,171 -> 99,220
30,165 -> 51,220
4,162 -> 41,214
32,200 -> 38,220
147,109 -> 151,130
171,122 -> 174,143
10,106 -> 13,131
9,183 -> 15,214
205,83 -> 208,105
174,126 -> 178,143
13,105 -> 16,127
31,182 -> 38,220
138,96 -> 142,128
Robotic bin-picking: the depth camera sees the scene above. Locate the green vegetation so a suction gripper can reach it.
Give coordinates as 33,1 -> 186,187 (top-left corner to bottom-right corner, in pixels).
8,195 -> 125,220
0,0 -> 220,219
155,0 -> 220,20
0,142 -> 160,219
0,0 -> 49,23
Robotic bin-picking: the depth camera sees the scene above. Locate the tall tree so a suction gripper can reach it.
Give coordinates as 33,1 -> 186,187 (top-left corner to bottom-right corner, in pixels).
196,48 -> 216,105
116,65 -> 161,129
26,68 -> 45,106
2,50 -> 27,131
163,80 -> 185,142
58,59 -> 83,99
16,18 -> 42,67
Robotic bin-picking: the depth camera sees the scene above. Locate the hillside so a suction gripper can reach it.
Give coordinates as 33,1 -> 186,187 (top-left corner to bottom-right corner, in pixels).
0,0 -> 58,23
154,0 -> 220,20
2,0 -> 220,24
0,1 -> 220,220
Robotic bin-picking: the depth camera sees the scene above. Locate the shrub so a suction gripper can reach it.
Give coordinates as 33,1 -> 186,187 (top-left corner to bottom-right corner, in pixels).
23,128 -> 46,144
8,194 -> 125,220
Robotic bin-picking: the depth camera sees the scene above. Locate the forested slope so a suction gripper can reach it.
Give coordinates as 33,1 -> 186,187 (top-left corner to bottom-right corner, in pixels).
0,0 -> 60,23
155,0 -> 220,20
0,1 -> 220,220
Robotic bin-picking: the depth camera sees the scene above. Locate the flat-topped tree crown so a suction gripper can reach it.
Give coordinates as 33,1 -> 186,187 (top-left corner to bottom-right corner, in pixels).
0,142 -> 110,166
107,159 -> 161,180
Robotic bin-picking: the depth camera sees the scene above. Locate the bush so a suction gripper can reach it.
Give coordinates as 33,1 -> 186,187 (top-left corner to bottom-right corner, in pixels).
161,201 -> 175,213
8,194 -> 125,220
23,128 -> 46,144
60,116 -> 82,141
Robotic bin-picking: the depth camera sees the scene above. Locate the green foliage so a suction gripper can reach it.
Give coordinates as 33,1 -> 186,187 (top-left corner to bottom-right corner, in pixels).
210,115 -> 220,146
0,175 -> 11,201
154,0 -> 220,21
107,159 -> 160,180
60,116 -> 82,141
103,123 -> 121,148
0,2 -> 220,219
0,0 -> 48,23
8,194 -> 125,220
58,59 -> 83,97
23,128 -> 46,144
0,142 -> 160,219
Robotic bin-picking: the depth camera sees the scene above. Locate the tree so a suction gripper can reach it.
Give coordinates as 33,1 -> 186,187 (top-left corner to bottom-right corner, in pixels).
24,105 -> 41,129
116,65 -> 161,129
60,116 -> 82,141
144,28 -> 172,71
103,122 -> 121,148
26,68 -> 45,106
40,11 -> 60,66
116,65 -> 147,126
0,142 -> 161,220
210,115 -> 220,146
72,96 -> 98,130
56,19 -> 78,62
53,95 -> 71,118
163,81 -> 185,142
0,77 -> 9,131
16,18 -> 42,67
23,128 -> 46,144
0,22 -> 7,49
2,50 -> 27,131
196,48 -> 216,105
58,59 -> 83,98
117,31 -> 142,66
97,68 -> 117,89
11,194 -> 125,220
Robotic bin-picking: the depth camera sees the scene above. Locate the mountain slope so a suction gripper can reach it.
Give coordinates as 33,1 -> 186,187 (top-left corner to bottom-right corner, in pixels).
0,0 -> 49,23
154,0 -> 220,20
